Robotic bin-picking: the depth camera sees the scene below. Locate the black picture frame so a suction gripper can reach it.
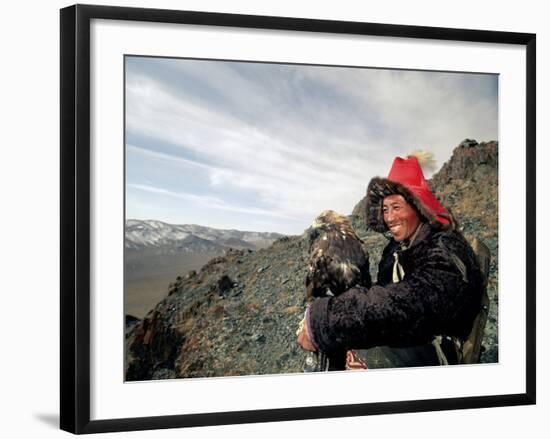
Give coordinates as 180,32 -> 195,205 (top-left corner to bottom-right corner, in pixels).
60,4 -> 536,434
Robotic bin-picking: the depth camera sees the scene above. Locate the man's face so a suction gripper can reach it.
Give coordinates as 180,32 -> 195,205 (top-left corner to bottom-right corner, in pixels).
382,194 -> 421,242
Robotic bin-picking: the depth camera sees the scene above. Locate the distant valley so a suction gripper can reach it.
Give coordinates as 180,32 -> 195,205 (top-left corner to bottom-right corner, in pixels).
125,220 -> 285,318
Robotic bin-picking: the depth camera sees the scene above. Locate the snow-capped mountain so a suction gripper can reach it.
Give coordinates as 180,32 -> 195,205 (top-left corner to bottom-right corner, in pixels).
125,219 -> 285,252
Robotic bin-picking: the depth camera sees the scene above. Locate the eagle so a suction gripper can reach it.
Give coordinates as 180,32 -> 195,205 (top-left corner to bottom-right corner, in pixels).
305,210 -> 372,301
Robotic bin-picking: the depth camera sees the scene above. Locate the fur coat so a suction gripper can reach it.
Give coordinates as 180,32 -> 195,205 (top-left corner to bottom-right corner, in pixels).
307,222 -> 485,359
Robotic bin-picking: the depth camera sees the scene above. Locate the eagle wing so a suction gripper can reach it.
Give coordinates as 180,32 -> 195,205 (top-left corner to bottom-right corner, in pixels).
306,221 -> 371,300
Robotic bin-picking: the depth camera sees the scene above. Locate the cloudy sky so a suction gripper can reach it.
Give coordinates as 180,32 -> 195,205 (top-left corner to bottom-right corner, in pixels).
125,56 -> 498,235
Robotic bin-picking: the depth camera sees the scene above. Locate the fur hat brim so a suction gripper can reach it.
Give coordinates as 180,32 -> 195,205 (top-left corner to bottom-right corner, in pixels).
365,177 -> 454,233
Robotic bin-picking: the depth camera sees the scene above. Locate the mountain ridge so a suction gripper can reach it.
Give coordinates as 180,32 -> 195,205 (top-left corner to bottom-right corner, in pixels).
126,219 -> 286,251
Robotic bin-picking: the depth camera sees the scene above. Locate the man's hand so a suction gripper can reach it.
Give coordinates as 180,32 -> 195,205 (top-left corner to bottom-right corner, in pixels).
345,350 -> 368,370
296,318 -> 316,351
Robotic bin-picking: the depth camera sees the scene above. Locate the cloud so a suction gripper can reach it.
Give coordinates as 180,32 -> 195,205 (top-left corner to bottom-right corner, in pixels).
125,57 -> 498,232
127,183 -> 303,222
127,144 -> 218,172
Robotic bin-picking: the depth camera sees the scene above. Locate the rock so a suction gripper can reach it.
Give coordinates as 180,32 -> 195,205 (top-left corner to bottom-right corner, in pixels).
459,138 -> 478,148
152,368 -> 177,380
217,275 -> 235,294
251,333 -> 266,343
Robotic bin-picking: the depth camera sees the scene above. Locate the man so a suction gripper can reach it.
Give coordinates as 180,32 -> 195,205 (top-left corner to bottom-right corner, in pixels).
297,154 -> 485,367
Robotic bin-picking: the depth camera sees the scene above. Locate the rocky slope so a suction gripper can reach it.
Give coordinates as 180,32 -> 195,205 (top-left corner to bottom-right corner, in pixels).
125,139 -> 499,380
126,239 -> 310,379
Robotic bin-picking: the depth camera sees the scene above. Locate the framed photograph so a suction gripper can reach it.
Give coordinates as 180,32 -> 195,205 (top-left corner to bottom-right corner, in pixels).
60,4 -> 536,434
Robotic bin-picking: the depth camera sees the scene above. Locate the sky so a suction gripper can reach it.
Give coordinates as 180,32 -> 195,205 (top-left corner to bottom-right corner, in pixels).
125,56 -> 498,235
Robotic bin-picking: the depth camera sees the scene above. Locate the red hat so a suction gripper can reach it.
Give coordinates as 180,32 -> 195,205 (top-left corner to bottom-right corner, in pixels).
387,156 -> 450,226
365,155 -> 451,232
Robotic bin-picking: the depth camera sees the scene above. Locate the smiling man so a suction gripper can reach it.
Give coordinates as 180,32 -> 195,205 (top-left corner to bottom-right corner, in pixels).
297,154 -> 486,368
383,194 -> 421,243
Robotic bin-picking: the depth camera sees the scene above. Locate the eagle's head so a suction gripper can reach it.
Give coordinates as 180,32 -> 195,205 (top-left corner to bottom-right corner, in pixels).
307,210 -> 356,246
310,210 -> 344,229
311,210 -> 355,233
